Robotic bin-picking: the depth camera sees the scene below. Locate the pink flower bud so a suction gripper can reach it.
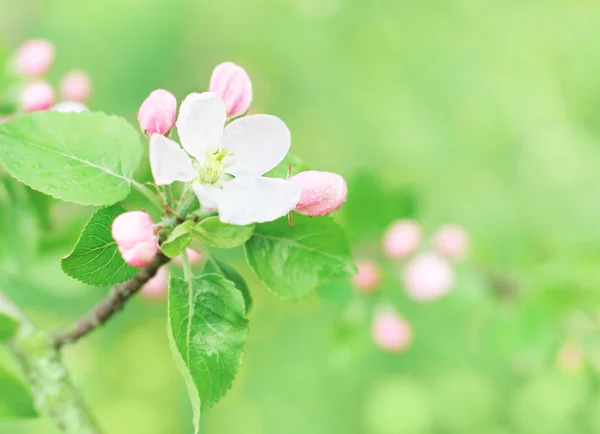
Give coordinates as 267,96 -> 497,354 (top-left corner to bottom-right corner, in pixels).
52,101 -> 89,113
433,224 -> 470,262
173,249 -> 204,266
352,259 -> 381,293
141,266 -> 169,299
209,62 -> 252,118
288,170 -> 348,216
372,311 -> 412,352
383,220 -> 422,259
137,89 -> 177,135
14,39 -> 56,76
20,81 -> 55,112
402,253 -> 454,302
60,70 -> 92,102
112,211 -> 158,268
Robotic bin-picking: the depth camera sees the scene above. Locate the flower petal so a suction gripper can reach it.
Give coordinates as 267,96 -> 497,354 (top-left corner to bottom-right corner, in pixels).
193,177 -> 302,226
221,114 -> 291,177
176,92 -> 226,160
150,134 -> 196,185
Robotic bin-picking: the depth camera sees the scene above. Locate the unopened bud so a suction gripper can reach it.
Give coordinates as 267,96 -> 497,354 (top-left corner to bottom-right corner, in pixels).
288,170 -> 348,216
352,259 -> 381,293
141,266 -> 169,299
14,39 -> 55,76
52,101 -> 89,113
402,253 -> 454,302
137,89 -> 177,135
60,70 -> 92,102
209,62 -> 252,118
433,224 -> 469,261
21,81 -> 55,112
173,249 -> 204,266
383,220 -> 422,259
372,311 -> 412,352
112,211 -> 158,268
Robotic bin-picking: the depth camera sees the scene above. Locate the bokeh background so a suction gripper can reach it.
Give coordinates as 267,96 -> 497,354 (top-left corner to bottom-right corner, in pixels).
3,0 -> 600,433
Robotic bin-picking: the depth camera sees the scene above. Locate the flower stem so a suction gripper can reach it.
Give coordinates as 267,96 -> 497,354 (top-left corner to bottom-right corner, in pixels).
131,181 -> 163,210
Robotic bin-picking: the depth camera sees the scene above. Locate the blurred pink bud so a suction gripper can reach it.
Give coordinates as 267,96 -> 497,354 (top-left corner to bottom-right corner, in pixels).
112,211 -> 158,268
141,266 -> 169,299
173,249 -> 204,266
402,253 -> 454,302
21,81 -> 55,112
288,170 -> 348,216
14,39 -> 56,76
209,62 -> 252,118
557,342 -> 585,373
60,70 -> 92,102
352,259 -> 381,293
433,224 -> 470,261
372,311 -> 412,352
137,89 -> 177,135
52,101 -> 89,113
383,220 -> 422,259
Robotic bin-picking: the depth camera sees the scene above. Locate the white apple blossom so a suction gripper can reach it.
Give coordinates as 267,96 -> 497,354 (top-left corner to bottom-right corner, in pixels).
149,92 -> 302,226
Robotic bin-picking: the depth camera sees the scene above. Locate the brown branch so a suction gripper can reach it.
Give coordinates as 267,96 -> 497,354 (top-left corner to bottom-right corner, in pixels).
53,252 -> 170,348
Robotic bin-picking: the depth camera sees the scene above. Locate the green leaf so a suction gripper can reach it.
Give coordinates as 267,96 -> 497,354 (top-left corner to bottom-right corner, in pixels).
204,259 -> 253,312
244,215 -> 356,299
161,221 -> 196,258
264,153 -> 309,179
0,111 -> 142,206
194,217 -> 254,249
61,204 -> 138,286
0,313 -> 19,342
0,364 -> 37,420
168,274 -> 248,431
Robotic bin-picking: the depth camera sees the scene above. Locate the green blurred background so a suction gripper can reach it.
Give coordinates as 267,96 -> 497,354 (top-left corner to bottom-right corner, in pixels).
3,0 -> 600,433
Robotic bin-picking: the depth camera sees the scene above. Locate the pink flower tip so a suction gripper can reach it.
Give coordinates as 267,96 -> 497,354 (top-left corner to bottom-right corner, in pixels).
209,62 -> 252,118
402,253 -> 454,302
137,89 -> 177,136
383,220 -> 422,259
352,259 -> 381,293
60,70 -> 92,102
433,224 -> 470,262
112,211 -> 158,268
288,170 -> 348,216
173,249 -> 204,266
372,311 -> 412,352
141,266 -> 169,299
21,81 -> 55,112
14,39 -> 56,76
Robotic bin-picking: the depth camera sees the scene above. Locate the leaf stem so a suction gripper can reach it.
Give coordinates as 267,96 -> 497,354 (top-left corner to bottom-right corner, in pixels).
131,181 -> 163,210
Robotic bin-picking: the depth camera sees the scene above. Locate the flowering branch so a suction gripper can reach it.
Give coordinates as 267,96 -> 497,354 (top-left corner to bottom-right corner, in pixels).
53,251 -> 170,348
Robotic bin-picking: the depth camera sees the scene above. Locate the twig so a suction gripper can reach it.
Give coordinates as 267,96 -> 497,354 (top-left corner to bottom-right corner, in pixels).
53,252 -> 170,348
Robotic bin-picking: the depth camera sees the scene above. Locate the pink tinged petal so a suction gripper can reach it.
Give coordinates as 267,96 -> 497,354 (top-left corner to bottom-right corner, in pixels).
138,89 -> 177,136
173,249 -> 204,266
383,220 -> 422,259
149,134 -> 196,186
121,239 -> 158,268
176,92 -> 226,161
14,39 -> 56,76
402,253 -> 454,302
372,311 -> 412,352
112,211 -> 158,268
60,70 -> 92,102
352,259 -> 381,293
194,177 -> 302,226
288,170 -> 348,216
209,62 -> 253,118
221,114 -> 291,177
52,101 -> 89,113
21,81 -> 54,112
432,224 -> 470,262
141,266 -> 169,299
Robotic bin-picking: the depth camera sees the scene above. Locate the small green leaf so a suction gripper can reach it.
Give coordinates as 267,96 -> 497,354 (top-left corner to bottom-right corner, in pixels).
204,259 -> 252,312
61,204 -> 138,286
0,111 -> 142,206
0,313 -> 19,342
264,153 -> 309,179
194,217 -> 254,249
168,274 -> 248,431
0,364 -> 37,420
244,215 -> 356,299
161,221 -> 196,258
